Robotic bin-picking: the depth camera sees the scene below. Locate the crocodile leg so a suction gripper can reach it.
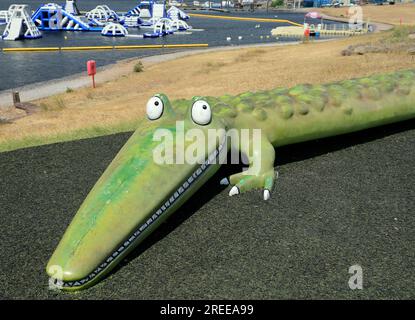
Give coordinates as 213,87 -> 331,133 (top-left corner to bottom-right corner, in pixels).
225,133 -> 276,200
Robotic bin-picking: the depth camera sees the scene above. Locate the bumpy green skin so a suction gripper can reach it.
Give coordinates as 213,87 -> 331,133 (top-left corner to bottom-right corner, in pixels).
47,70 -> 415,291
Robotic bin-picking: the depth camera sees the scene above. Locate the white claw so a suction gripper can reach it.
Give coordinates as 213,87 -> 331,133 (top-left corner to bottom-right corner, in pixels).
263,189 -> 270,201
220,177 -> 230,185
229,186 -> 239,197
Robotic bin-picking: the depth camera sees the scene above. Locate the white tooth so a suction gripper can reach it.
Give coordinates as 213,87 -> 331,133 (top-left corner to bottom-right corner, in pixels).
263,189 -> 270,201
220,177 -> 229,185
229,186 -> 239,197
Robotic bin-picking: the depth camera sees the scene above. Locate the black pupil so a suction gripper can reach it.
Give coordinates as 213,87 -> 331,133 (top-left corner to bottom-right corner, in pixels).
154,101 -> 159,106
202,105 -> 207,110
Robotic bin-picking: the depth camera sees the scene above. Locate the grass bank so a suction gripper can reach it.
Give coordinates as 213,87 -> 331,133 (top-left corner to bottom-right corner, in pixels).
314,3 -> 415,26
1,25 -> 415,152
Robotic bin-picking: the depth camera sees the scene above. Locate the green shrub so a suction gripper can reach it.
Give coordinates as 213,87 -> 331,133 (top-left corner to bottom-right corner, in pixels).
39,102 -> 49,111
133,61 -> 144,73
271,0 -> 284,7
390,26 -> 415,42
55,97 -> 66,110
40,97 -> 65,111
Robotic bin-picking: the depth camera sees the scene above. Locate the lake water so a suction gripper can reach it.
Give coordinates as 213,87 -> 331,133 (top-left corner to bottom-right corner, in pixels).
0,1 -> 344,91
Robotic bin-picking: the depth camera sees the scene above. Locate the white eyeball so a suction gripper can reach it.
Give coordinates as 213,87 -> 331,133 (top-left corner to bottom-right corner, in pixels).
191,100 -> 211,125
146,96 -> 164,120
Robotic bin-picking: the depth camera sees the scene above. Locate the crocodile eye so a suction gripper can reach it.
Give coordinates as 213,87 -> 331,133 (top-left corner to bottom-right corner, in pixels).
146,96 -> 164,120
191,100 -> 211,125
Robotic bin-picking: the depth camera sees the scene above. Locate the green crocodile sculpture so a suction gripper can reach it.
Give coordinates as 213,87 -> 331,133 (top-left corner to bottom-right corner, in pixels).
47,69 -> 415,291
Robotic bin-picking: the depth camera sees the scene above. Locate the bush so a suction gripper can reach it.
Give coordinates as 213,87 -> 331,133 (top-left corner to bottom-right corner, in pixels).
271,0 -> 284,7
66,87 -> 74,93
40,97 -> 66,111
55,97 -> 66,110
133,61 -> 144,73
86,91 -> 94,99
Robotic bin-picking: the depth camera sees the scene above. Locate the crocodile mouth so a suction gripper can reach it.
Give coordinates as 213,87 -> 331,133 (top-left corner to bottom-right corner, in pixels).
53,137 -> 227,289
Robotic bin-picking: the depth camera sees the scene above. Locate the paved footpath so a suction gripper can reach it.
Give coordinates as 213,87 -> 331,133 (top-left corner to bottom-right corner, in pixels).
0,42 -> 299,109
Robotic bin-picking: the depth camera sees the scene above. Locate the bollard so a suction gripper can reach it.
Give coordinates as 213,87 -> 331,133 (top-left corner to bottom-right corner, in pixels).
12,91 -> 20,106
87,60 -> 97,89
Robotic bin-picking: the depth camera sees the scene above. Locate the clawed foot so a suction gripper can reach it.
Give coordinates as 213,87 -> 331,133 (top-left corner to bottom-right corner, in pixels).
220,170 -> 277,201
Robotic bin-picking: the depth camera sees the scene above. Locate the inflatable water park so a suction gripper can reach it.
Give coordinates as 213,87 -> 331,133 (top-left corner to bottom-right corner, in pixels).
0,0 -> 192,41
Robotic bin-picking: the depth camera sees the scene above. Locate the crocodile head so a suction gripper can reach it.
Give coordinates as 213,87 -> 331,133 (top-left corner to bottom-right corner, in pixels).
46,94 -> 230,290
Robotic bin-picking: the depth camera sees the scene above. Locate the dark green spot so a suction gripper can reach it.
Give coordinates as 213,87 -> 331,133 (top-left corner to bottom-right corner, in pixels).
253,108 -> 267,121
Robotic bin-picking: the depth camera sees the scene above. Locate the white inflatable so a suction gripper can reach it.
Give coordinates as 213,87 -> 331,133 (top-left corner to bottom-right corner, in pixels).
86,5 -> 119,22
167,6 -> 189,21
154,19 -> 173,34
124,16 -> 141,28
0,10 -> 10,25
143,19 -> 173,38
101,22 -> 128,37
170,19 -> 189,31
64,0 -> 80,16
2,4 -> 41,40
32,3 -> 91,31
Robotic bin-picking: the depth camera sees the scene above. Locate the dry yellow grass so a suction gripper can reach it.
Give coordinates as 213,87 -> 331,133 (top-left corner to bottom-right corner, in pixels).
0,27 -> 414,151
315,3 -> 415,26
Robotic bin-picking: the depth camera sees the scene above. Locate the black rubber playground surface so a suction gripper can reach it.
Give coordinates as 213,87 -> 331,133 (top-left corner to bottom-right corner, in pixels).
0,119 -> 414,299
